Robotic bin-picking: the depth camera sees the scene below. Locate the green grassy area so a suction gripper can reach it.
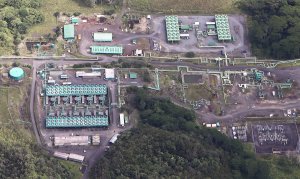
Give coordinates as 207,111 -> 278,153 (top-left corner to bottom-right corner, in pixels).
261,155 -> 300,179
185,84 -> 213,101
60,160 -> 83,179
29,0 -> 112,36
276,61 -> 300,68
128,0 -> 238,14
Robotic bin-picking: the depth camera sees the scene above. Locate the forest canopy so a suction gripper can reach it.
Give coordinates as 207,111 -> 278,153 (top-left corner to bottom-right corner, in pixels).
0,0 -> 44,55
238,0 -> 300,59
90,88 -> 272,179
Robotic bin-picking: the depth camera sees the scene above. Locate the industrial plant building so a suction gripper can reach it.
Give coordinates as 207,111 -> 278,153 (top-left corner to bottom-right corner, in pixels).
44,84 -> 109,128
215,14 -> 232,41
165,16 -> 180,42
90,46 -> 123,55
93,32 -> 113,42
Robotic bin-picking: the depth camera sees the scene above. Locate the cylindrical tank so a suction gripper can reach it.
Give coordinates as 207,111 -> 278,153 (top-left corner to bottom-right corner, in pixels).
9,67 -> 25,81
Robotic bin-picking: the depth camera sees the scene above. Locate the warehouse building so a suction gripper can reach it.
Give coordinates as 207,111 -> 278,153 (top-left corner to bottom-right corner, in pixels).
215,14 -> 232,41
90,46 -> 123,55
53,136 -> 91,146
63,24 -> 75,40
93,32 -> 113,42
75,71 -> 101,78
165,16 -> 180,43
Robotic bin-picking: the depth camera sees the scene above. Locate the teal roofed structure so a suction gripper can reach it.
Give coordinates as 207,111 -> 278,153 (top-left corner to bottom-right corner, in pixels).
71,17 -> 79,24
46,116 -> 109,128
90,46 -> 123,55
215,14 -> 231,41
129,72 -> 137,79
165,16 -> 180,42
93,33 -> 113,42
45,84 -> 107,96
9,67 -> 25,81
64,24 -> 75,39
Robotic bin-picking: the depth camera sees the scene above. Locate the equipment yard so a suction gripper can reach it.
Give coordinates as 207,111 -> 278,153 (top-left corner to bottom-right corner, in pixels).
66,13 -> 248,57
251,122 -> 299,154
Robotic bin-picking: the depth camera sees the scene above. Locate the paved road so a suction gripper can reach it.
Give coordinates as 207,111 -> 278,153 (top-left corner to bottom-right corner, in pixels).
29,66 -> 42,145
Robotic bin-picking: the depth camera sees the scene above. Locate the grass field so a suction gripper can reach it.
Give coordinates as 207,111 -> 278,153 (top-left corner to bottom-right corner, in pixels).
29,0 -> 113,36
128,0 -> 238,14
185,84 -> 212,101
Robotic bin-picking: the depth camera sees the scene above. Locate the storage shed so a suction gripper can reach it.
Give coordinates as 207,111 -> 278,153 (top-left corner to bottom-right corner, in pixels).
90,46 -> 123,55
93,32 -> 112,42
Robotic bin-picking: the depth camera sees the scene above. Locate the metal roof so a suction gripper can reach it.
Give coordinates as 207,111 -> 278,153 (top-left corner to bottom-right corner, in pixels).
64,24 -> 75,39
45,84 -> 107,96
71,17 -> 79,23
129,72 -> 137,79
93,33 -> 112,42
90,46 -> 123,54
180,25 -> 192,30
165,16 -> 180,42
46,116 -> 109,128
215,14 -> 232,41
9,67 -> 24,79
105,69 -> 115,79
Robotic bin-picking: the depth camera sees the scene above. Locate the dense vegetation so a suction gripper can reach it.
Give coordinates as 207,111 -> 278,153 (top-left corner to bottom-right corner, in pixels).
0,0 -> 44,55
0,128 -> 77,178
0,85 -> 80,178
238,0 -> 300,59
90,88 -> 272,179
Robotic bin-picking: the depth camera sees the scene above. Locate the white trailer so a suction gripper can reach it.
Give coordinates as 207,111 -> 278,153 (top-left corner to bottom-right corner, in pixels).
54,136 -> 90,146
120,113 -> 125,127
68,153 -> 85,163
53,151 -> 69,160
109,134 -> 120,144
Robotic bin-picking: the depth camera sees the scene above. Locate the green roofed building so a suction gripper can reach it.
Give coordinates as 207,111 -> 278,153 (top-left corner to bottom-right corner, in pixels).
90,46 -> 123,55
215,14 -> 232,41
46,116 -> 109,128
71,17 -> 79,24
93,32 -> 113,42
180,25 -> 192,31
64,24 -> 75,39
45,84 -> 107,96
165,16 -> 180,42
129,72 -> 137,79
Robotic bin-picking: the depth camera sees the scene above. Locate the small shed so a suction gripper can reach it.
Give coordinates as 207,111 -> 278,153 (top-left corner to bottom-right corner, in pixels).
71,17 -> 79,24
134,49 -> 143,56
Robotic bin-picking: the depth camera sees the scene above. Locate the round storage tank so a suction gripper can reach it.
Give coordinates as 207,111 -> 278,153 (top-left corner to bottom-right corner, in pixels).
9,67 -> 25,81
